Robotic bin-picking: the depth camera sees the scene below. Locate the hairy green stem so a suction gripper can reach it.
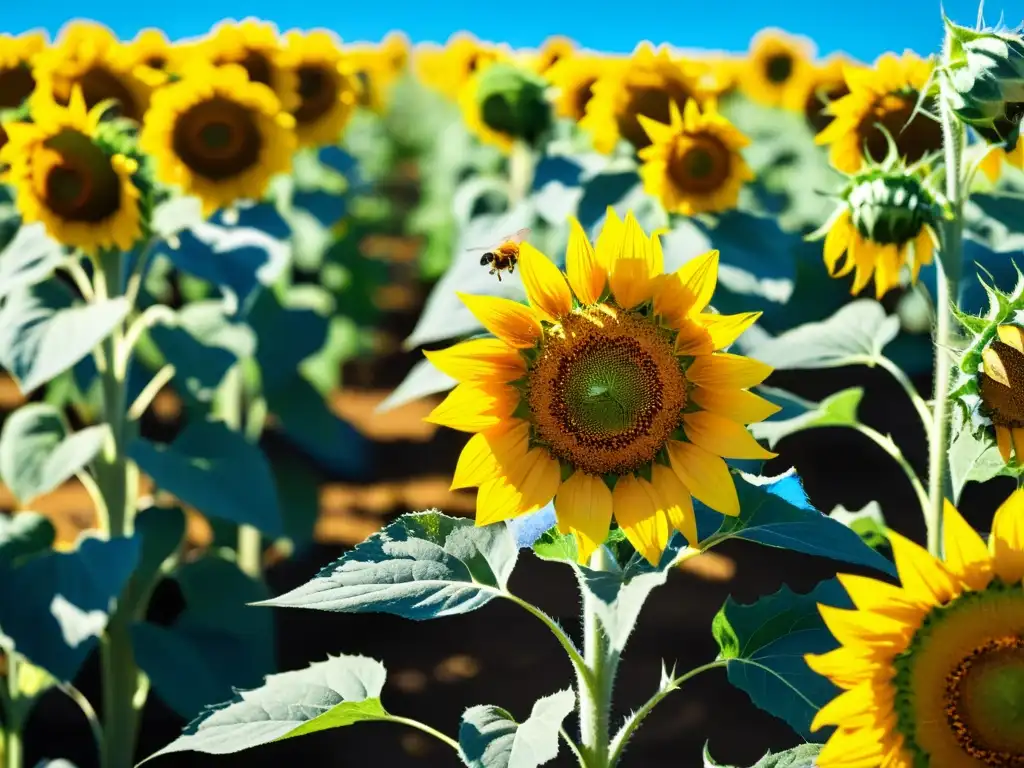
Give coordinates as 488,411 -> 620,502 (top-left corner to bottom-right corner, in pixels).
578,548 -> 618,768
927,37 -> 967,559
93,250 -> 142,768
384,716 -> 460,751
853,424 -> 930,522
508,141 -> 536,206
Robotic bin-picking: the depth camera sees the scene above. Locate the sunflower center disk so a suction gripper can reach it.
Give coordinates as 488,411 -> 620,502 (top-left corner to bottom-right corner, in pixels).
39,129 -> 121,222
979,340 -> 1024,428
75,66 -> 141,121
947,636 -> 1024,762
765,53 -> 793,83
172,97 -> 263,181
0,64 -> 36,110
527,309 -> 687,476
294,66 -> 337,124
857,91 -> 944,166
669,137 -> 731,194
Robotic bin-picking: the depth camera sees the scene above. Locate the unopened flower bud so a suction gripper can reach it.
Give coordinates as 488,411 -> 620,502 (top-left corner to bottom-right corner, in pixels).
474,62 -> 552,148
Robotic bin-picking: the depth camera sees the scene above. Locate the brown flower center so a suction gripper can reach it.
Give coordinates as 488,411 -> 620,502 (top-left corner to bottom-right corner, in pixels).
572,77 -> 598,121
61,67 -> 141,121
0,64 -> 35,109
526,307 -> 687,475
944,636 -> 1024,765
293,65 -> 338,125
171,97 -> 262,181
36,129 -> 122,222
980,339 -> 1024,428
805,82 -> 849,134
220,50 -> 273,87
668,135 -> 732,194
620,77 -> 698,151
765,53 -> 793,84
856,91 -> 944,166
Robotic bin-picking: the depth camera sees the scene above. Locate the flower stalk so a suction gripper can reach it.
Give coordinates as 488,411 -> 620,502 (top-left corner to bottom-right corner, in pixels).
926,31 -> 968,559
577,548 -> 620,768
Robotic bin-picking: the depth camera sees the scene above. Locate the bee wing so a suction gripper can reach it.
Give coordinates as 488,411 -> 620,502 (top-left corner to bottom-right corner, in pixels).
464,245 -> 493,252
505,227 -> 532,244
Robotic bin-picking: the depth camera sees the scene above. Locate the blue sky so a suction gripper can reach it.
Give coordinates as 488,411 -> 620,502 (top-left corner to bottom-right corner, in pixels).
4,0 -> 1015,62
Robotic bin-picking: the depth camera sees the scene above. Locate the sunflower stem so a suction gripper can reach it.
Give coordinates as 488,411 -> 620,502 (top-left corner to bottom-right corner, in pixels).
508,140 -> 536,206
92,249 -> 143,768
926,32 -> 968,559
578,547 -> 618,768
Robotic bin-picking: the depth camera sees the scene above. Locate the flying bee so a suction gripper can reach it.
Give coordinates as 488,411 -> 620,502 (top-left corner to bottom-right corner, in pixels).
467,228 -> 531,282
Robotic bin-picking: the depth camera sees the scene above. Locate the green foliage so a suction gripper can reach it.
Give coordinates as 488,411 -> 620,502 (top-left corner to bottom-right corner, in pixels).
751,387 -> 865,448
828,501 -> 889,551
458,689 -> 576,768
0,223 -> 65,302
0,513 -> 55,567
713,579 -> 850,740
704,743 -> 822,768
261,510 -> 519,619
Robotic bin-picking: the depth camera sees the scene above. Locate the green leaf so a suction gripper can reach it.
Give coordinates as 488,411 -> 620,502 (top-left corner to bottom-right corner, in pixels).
260,510 -> 518,620
531,527 -> 579,564
750,387 -> 864,448
742,299 -> 899,370
829,501 -> 889,551
131,506 -> 186,592
713,579 -> 850,740
0,512 -> 55,566
0,223 -> 65,301
696,470 -> 896,577
128,420 -> 283,537
0,535 -> 140,681
149,321 -> 238,406
458,689 -> 576,768
0,281 -> 130,394
948,419 -> 1021,502
377,358 -> 457,413
140,653 -> 392,762
703,742 -> 822,768
133,555 -> 274,719
0,403 -> 108,504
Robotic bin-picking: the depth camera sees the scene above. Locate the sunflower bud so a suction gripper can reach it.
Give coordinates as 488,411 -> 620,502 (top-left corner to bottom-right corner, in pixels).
846,171 -> 944,246
474,62 -> 552,148
944,18 -> 1024,148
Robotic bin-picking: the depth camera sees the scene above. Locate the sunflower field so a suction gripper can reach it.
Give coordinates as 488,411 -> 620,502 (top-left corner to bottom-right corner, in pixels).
0,11 -> 1023,768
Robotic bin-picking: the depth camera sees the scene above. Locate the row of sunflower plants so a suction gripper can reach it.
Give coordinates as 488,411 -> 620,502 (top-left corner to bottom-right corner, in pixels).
0,18 -> 422,768
137,11 -> 1024,768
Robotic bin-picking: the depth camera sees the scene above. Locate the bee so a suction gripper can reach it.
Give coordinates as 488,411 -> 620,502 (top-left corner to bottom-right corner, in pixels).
467,228 -> 531,282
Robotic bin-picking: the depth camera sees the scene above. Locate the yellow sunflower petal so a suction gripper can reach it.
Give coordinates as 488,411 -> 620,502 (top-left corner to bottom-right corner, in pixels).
810,682 -> 881,731
612,475 -> 670,566
475,447 -> 561,526
689,386 -> 781,424
555,472 -> 614,563
887,530 -> 959,604
816,725 -> 889,768
458,292 -> 542,349
666,440 -> 740,516
653,250 -> 719,326
450,420 -> 529,490
424,339 -> 526,383
517,242 -> 573,322
818,604 -> 915,647
683,411 -> 776,460
594,207 -> 624,272
650,463 -> 697,546
700,311 -> 762,350
424,382 -> 518,432
685,353 -> 773,389
941,499 -> 993,591
565,217 -> 605,305
990,487 -> 1024,584
608,211 -> 656,310
996,424 -> 1013,463
805,646 -> 885,689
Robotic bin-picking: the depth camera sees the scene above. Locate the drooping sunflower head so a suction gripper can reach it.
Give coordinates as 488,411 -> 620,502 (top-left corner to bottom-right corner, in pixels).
580,42 -> 709,154
531,36 -> 576,75
344,33 -> 410,113
739,28 -> 815,108
282,30 -> 359,148
807,490 -> 1024,768
0,87 -> 147,254
810,151 -> 946,298
415,33 -> 507,102
195,18 -> 299,114
787,55 -> 862,133
459,60 -> 552,152
636,99 -> 754,216
816,51 -> 944,174
545,53 -> 620,123
32,21 -> 155,122
0,31 -> 47,110
139,62 -> 297,216
423,210 -> 779,566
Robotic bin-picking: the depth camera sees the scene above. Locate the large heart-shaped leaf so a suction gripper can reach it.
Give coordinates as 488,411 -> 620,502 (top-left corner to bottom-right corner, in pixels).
128,420 -> 283,537
751,387 -> 865,448
0,403 -> 108,505
458,689 -> 576,768
703,742 -> 822,768
713,579 -> 850,741
0,223 -> 65,301
0,513 -> 55,566
140,653 -> 393,762
260,510 -> 518,619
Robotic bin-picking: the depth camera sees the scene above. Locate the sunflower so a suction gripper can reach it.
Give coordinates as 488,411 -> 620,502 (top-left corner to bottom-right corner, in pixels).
812,166 -> 942,299
196,18 -> 299,113
739,29 -> 815,109
282,30 -> 359,148
0,88 -> 143,254
32,21 -> 155,122
786,56 -> 861,133
806,490 -> 1024,768
123,28 -> 179,83
697,56 -> 743,101
546,54 -> 619,122
816,51 -> 944,174
139,63 -> 296,216
978,136 -> 1024,183
531,36 -> 576,75
459,61 -> 551,152
0,31 -> 46,110
637,99 -> 754,216
423,211 -> 779,566
977,324 -> 1024,464
580,43 -> 709,154
415,33 -> 506,102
